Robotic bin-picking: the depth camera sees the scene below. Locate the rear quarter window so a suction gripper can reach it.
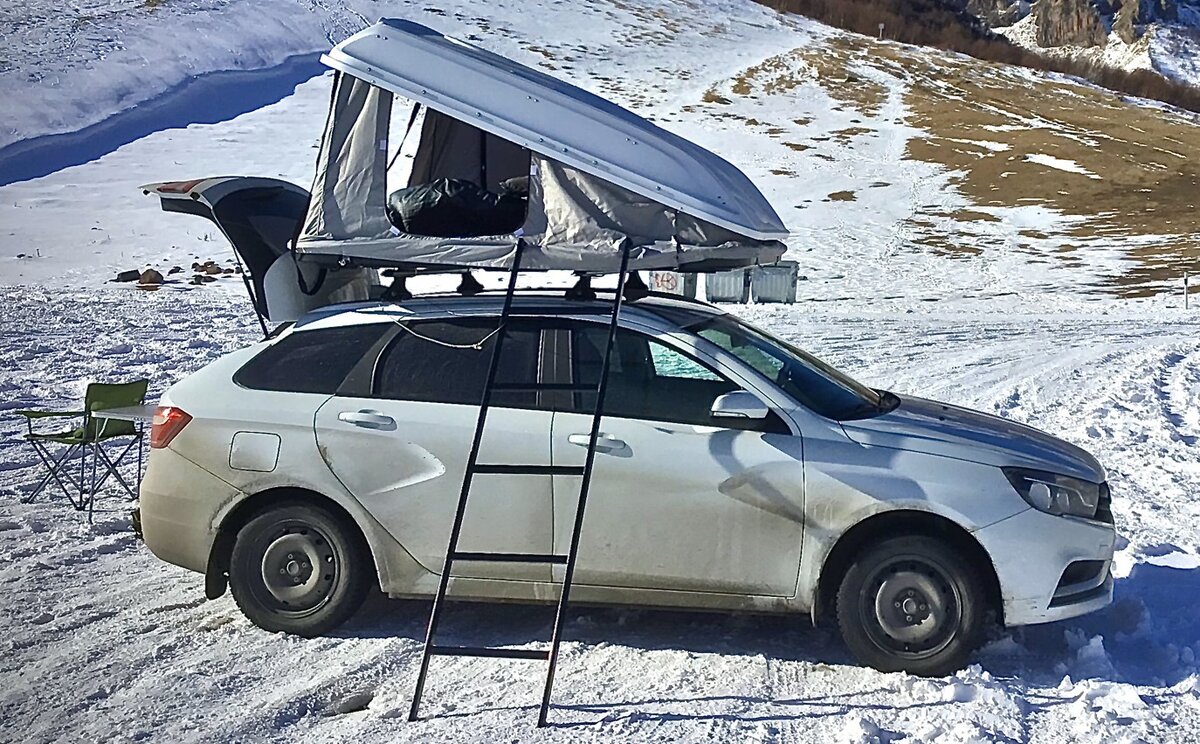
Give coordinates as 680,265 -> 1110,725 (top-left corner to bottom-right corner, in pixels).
234,324 -> 390,394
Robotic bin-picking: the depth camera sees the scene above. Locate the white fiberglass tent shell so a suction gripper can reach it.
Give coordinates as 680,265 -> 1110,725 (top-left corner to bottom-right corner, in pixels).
296,18 -> 788,273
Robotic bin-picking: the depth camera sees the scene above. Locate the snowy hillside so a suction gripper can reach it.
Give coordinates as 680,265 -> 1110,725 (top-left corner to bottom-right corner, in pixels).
1,0 -> 1200,742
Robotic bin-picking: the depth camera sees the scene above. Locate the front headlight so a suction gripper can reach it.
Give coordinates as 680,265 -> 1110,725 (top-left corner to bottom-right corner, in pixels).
1002,467 -> 1101,520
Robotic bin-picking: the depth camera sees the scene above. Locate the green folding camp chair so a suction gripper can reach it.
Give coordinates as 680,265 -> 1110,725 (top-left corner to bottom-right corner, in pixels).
18,380 -> 150,520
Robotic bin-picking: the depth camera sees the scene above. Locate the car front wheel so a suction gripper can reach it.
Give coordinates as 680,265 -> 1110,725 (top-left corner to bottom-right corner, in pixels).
229,502 -> 371,636
835,535 -> 988,676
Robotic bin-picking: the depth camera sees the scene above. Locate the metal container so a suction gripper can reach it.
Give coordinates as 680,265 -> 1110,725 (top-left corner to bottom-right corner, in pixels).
648,270 -> 698,298
704,269 -> 750,303
750,261 -> 799,304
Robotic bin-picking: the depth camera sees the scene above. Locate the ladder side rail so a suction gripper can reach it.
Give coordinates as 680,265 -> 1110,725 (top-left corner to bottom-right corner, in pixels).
537,244 -> 632,727
408,240 -> 527,722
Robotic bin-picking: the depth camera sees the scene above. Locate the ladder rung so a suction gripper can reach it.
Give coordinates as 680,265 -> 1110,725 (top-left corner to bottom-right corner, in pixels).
491,383 -> 595,392
429,645 -> 549,660
451,551 -> 568,564
472,464 -> 585,476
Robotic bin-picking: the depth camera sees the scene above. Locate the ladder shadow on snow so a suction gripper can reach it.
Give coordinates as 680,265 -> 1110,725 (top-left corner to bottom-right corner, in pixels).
0,53 -> 325,187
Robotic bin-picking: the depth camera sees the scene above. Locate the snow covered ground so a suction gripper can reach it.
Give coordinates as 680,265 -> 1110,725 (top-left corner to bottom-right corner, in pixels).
3,290 -> 1199,743
2,0 -> 1199,741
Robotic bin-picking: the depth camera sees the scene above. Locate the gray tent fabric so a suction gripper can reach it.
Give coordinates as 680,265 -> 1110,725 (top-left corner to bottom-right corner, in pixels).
407,110 -> 529,191
294,73 -> 785,272
300,74 -> 394,242
295,115 -> 784,272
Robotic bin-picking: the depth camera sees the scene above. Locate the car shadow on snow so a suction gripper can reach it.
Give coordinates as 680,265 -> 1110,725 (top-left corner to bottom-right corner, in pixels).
982,559 -> 1200,688
330,559 -> 1200,724
341,590 -> 851,667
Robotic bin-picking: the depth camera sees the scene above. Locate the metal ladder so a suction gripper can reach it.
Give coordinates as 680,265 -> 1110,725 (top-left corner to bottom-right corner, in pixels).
408,241 -> 632,727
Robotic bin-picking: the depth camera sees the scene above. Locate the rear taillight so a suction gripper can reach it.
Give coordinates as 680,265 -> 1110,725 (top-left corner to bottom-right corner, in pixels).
150,406 -> 192,449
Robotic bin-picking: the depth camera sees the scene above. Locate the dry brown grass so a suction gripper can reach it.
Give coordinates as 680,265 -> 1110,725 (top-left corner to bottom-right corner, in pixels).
875,43 -> 1200,294
729,38 -> 889,117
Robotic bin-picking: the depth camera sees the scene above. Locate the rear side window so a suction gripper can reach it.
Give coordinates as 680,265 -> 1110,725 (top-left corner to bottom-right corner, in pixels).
374,319 -> 541,408
235,324 -> 389,394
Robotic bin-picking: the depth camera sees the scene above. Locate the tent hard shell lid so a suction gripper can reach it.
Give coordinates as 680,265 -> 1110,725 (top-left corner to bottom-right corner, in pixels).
297,18 -> 788,273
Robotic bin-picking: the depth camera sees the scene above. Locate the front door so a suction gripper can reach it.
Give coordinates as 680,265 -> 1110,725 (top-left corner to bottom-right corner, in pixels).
314,317 -> 555,581
550,322 -> 806,597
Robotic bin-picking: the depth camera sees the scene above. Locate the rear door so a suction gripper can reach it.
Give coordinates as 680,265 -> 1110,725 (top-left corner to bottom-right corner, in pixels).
550,321 -> 806,596
144,177 -> 378,322
314,317 -> 556,581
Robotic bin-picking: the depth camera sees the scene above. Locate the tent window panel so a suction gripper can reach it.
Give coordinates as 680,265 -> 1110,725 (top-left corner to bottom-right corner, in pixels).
385,102 -> 426,195
384,109 -> 532,239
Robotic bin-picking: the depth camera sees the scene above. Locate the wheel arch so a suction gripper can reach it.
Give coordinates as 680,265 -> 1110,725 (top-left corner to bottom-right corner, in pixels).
204,486 -> 378,600
812,509 -> 1003,627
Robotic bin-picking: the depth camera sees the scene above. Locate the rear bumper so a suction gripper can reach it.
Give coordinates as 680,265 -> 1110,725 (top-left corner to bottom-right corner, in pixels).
140,447 -> 242,574
974,507 -> 1116,626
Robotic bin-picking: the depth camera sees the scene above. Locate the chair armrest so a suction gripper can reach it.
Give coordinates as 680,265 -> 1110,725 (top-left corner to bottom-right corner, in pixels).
14,410 -> 85,419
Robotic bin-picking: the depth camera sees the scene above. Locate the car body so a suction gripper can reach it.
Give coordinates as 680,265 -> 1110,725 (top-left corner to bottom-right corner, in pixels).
139,290 -> 1116,674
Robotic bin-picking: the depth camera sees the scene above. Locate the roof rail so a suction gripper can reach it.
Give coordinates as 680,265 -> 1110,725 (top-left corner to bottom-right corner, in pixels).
382,285 -> 712,307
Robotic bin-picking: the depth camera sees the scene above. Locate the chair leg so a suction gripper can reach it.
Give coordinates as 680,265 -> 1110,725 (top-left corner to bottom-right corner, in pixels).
88,445 -> 96,525
136,429 -> 145,493
88,442 -> 98,514
24,441 -> 61,503
23,441 -> 84,505
91,439 -> 140,500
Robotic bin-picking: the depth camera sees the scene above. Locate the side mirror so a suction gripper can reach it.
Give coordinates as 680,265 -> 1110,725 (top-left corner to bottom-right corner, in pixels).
710,391 -> 770,420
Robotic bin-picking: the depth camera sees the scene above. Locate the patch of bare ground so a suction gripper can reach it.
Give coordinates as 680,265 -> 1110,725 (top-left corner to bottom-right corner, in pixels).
947,209 -> 1001,223
912,234 -> 984,257
831,125 -> 875,144
726,36 -> 888,117
827,190 -> 856,201
878,43 -> 1200,295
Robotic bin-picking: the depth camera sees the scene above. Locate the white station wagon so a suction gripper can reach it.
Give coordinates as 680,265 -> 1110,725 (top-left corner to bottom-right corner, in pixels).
139,290 -> 1116,676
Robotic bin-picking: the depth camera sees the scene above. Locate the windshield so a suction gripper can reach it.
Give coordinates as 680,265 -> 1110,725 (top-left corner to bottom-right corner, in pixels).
688,314 -> 885,420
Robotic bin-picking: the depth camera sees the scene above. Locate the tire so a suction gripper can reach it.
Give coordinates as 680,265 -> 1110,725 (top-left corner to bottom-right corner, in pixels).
229,501 -> 371,636
835,535 -> 987,676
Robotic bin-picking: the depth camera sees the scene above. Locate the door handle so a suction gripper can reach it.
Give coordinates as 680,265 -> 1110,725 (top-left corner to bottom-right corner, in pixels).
568,433 -> 626,452
338,410 -> 396,430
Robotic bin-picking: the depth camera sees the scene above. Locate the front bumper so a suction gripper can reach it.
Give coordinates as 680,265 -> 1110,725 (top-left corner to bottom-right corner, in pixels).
974,507 -> 1116,626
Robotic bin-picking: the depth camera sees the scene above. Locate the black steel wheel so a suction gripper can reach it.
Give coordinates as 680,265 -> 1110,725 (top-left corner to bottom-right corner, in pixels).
835,535 -> 987,676
229,501 -> 371,636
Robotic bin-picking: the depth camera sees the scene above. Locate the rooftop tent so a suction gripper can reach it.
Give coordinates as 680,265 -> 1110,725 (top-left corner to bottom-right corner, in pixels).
295,19 -> 788,273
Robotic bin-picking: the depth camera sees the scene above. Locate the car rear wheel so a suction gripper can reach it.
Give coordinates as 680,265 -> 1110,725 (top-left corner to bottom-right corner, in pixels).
835,535 -> 987,676
229,502 -> 371,636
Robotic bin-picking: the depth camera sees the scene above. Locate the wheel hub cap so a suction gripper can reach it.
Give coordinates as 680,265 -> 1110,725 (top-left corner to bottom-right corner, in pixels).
260,530 -> 334,611
862,557 -> 962,659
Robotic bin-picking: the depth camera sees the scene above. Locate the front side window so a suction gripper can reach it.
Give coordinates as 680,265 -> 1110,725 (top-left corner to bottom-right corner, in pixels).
374,319 -> 540,408
235,324 -> 390,394
689,314 -> 884,420
570,323 -> 788,433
